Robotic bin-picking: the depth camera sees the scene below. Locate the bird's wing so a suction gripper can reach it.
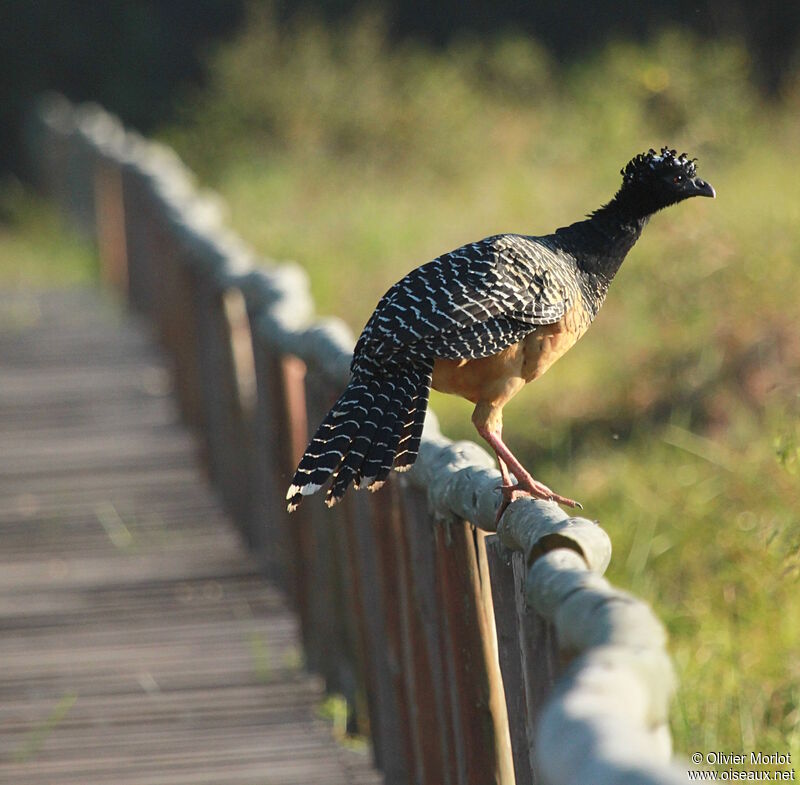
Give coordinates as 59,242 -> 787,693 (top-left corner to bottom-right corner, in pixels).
353,235 -> 580,365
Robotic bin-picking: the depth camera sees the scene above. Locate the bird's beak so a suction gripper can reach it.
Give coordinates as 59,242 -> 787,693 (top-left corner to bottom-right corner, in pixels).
690,178 -> 716,198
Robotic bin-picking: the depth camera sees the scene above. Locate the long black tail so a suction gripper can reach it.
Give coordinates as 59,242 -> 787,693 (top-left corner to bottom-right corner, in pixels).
286,361 -> 433,512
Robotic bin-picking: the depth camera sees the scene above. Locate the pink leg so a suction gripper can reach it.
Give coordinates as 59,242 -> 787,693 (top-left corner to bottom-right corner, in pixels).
497,455 -> 512,487
476,422 -> 582,517
492,454 -> 521,526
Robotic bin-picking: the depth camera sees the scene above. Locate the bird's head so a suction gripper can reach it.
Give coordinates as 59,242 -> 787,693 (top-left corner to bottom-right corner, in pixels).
618,147 -> 715,216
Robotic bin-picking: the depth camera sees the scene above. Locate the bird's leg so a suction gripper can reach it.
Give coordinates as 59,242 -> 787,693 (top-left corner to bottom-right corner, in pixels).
473,404 -> 581,520
492,453 -> 532,524
484,426 -> 583,511
492,452 -> 527,525
496,455 -> 513,488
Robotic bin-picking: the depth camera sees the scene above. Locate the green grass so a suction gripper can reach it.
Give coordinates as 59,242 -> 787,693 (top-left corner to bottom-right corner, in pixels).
0,178 -> 95,285
161,10 -> 800,759
11,691 -> 78,763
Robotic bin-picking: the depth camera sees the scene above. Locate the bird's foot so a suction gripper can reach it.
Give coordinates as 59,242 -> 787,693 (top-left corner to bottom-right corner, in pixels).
494,484 -> 529,526
494,478 -> 582,525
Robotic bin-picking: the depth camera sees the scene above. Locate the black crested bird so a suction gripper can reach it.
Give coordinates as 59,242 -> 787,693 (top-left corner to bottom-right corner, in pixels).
287,147 -> 714,516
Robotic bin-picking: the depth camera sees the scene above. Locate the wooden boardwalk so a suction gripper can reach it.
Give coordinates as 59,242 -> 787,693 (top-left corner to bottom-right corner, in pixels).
0,289 -> 382,785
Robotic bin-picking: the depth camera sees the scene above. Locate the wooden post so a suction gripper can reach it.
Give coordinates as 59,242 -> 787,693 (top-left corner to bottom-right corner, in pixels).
184,271 -> 252,536
258,349 -> 313,625
119,167 -> 155,314
394,481 -> 456,785
299,368 -> 360,703
366,483 -> 417,784
338,491 -> 377,739
166,253 -> 205,429
343,488 -> 411,784
436,520 -> 515,785
486,538 -> 561,785
93,157 -> 128,296
329,491 -> 367,730
66,128 -> 97,239
245,328 -> 289,582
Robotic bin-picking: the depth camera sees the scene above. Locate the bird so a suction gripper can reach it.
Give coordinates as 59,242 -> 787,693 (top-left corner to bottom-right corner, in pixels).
286,147 -> 714,517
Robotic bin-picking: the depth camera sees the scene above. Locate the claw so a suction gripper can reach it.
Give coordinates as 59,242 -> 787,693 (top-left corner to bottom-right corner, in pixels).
494,479 -> 582,525
478,422 -> 582,520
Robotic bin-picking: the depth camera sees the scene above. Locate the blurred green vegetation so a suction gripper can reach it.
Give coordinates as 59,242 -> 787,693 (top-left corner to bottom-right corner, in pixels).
0,178 -> 94,285
163,11 -> 800,758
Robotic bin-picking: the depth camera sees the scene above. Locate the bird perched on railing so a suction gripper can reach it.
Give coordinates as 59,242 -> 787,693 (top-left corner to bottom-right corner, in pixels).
287,147 -> 714,518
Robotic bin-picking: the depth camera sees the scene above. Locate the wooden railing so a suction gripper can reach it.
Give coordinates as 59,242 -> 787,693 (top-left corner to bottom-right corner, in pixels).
25,94 -> 688,785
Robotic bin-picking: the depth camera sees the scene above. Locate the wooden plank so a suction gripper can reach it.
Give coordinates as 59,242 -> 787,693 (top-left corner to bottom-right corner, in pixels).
0,288 -> 382,785
0,366 -> 173,405
0,433 -> 197,478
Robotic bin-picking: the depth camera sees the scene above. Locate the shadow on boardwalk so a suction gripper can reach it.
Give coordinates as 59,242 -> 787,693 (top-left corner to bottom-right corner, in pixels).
0,288 -> 382,785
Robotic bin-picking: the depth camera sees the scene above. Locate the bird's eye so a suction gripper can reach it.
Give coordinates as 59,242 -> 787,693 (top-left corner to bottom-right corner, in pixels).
673,174 -> 684,184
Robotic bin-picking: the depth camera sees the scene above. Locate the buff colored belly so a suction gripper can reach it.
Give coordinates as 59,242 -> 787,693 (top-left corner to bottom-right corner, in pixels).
431,304 -> 590,409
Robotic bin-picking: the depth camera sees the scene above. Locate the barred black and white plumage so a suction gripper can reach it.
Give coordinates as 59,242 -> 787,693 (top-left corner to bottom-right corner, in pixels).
286,236 -> 576,512
286,358 -> 432,511
287,147 -> 714,514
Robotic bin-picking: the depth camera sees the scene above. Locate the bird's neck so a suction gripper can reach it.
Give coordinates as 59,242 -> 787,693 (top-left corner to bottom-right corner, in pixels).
550,191 -> 651,286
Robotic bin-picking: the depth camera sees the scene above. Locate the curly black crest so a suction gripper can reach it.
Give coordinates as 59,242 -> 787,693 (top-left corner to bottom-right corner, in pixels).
621,147 -> 698,183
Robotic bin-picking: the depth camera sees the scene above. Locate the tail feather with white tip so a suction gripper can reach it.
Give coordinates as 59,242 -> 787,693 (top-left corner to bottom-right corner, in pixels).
286,362 -> 432,512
